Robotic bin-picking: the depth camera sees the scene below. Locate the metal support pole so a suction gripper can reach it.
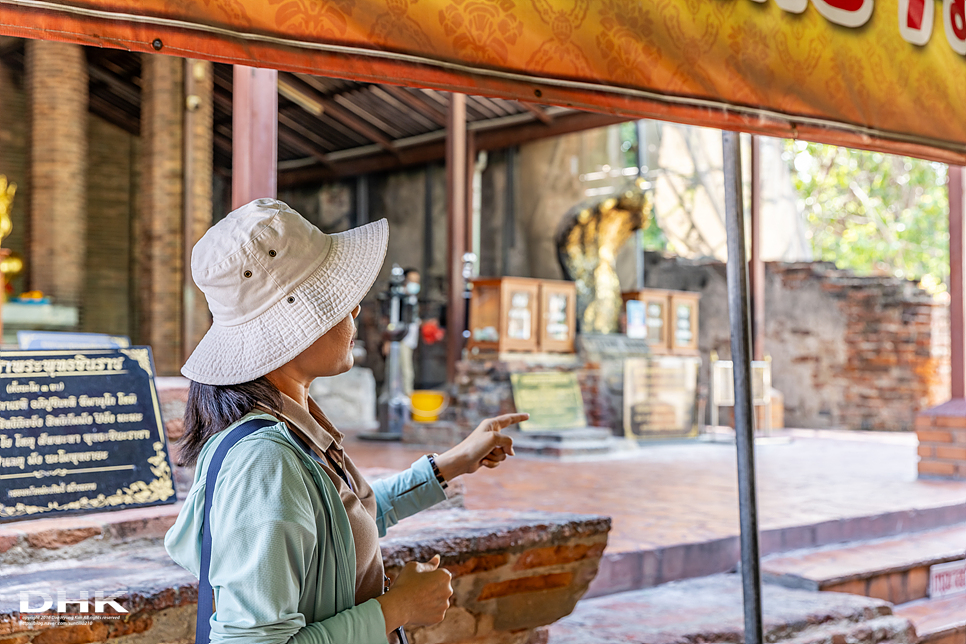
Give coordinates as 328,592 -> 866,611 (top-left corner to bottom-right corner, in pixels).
750,135 -> 765,362
446,93 -> 468,384
636,120 -> 648,290
949,166 -> 965,399
722,130 -> 764,644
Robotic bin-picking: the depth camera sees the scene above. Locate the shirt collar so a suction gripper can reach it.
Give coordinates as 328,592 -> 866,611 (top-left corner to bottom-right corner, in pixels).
276,392 -> 344,453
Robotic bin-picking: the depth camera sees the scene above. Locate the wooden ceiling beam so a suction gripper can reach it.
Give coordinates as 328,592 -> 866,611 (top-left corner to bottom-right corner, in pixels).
276,128 -> 333,168
278,107 -> 336,151
88,64 -> 141,107
280,110 -> 627,187
377,84 -> 447,127
322,97 -> 399,155
89,93 -> 139,135
276,73 -> 399,155
521,102 -> 553,125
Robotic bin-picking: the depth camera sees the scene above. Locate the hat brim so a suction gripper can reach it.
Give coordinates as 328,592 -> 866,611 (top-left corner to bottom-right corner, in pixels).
181,218 -> 389,385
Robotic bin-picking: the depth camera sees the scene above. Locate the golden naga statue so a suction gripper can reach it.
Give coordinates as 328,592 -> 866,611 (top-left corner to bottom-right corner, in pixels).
556,179 -> 652,334
0,175 -> 15,243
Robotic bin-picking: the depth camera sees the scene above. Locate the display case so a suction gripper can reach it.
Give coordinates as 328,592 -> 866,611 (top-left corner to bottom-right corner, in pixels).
623,288 -> 700,356
467,277 -> 540,353
622,289 -> 671,354
669,291 -> 700,355
538,280 -> 577,353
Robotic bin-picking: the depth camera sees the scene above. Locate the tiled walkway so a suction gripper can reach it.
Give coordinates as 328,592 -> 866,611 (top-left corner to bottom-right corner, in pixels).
346,429 -> 966,554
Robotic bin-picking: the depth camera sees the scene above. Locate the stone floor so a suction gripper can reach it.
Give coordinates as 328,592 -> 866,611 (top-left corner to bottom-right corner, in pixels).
345,428 -> 966,555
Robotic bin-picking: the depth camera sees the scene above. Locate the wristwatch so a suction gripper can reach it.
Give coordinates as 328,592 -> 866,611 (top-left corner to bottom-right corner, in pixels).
427,453 -> 448,489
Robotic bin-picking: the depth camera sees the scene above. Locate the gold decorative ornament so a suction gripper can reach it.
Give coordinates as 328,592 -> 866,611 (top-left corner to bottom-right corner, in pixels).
0,251 -> 23,279
0,442 -> 175,519
0,175 -> 16,243
556,179 -> 652,334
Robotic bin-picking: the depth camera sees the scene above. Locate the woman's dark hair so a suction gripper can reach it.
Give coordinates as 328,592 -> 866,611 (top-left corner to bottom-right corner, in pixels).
177,376 -> 283,466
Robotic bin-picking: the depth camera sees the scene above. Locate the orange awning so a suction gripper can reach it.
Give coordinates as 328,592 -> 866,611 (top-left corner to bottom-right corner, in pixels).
1,0 -> 965,162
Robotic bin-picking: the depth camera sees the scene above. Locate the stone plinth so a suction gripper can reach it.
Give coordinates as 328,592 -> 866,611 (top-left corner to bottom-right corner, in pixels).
0,509 -> 609,644
450,356 -> 613,438
507,428 -> 633,459
916,399 -> 966,479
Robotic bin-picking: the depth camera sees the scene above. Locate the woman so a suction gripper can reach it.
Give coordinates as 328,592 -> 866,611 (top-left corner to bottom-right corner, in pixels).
164,198 -> 526,644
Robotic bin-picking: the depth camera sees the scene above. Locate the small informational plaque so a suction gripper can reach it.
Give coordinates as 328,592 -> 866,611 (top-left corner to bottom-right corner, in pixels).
624,356 -> 701,440
929,559 -> 966,599
18,331 -> 130,350
0,348 -> 176,522
510,371 -> 587,431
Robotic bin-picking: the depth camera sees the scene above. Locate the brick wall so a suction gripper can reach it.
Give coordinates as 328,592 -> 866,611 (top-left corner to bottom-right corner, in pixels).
26,40 -> 88,307
84,117 -> 137,337
644,256 -> 950,431
138,53 -> 184,375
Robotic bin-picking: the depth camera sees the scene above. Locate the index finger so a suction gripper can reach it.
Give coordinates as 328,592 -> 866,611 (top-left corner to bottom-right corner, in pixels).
487,413 -> 529,431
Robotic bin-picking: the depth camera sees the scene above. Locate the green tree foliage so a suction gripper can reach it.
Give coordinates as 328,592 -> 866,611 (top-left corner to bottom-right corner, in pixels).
785,141 -> 949,293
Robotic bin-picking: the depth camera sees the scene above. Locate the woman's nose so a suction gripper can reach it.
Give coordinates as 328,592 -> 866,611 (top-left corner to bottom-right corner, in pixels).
351,304 -> 361,319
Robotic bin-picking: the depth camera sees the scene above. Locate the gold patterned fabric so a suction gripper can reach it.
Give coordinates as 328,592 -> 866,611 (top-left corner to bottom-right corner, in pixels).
0,0 -> 963,160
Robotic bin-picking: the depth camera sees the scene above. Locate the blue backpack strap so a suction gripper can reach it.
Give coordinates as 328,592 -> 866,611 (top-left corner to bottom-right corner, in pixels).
195,417 -> 278,644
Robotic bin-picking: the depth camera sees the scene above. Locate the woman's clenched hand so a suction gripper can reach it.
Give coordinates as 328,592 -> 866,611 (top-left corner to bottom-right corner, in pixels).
377,555 -> 453,633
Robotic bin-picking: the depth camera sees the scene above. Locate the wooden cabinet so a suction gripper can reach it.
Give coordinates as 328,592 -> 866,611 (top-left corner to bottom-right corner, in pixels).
669,292 -> 700,355
622,289 -> 670,354
623,288 -> 700,356
538,281 -> 577,353
468,277 -> 540,353
468,278 -> 577,354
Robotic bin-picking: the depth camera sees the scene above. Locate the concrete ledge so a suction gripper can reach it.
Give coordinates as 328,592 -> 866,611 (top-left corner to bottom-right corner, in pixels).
0,468 -> 465,567
0,510 -> 609,644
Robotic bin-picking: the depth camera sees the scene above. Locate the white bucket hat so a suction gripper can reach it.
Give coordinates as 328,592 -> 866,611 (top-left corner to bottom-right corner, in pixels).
182,198 -> 389,385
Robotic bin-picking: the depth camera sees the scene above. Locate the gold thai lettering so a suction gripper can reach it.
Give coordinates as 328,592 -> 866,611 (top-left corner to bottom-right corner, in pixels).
78,393 -> 117,408
0,416 -> 45,431
43,449 -> 109,466
37,433 -> 82,446
0,455 -> 25,469
0,398 -> 28,412
0,355 -> 125,379
7,481 -> 98,498
81,429 -> 151,446
30,396 -> 77,412
45,413 -> 94,428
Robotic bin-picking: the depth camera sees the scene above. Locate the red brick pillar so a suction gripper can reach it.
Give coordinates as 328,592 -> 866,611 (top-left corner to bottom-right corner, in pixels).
917,166 -> 966,479
916,402 -> 966,478
26,40 -> 88,307
138,54 -> 184,376
182,59 -> 214,364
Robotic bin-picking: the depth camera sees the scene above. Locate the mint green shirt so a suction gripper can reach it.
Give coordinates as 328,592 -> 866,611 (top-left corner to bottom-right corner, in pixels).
164,412 -> 447,643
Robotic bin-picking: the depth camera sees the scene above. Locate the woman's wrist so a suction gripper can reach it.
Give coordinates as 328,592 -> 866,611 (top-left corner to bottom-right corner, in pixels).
376,590 -> 409,634
431,449 -> 465,483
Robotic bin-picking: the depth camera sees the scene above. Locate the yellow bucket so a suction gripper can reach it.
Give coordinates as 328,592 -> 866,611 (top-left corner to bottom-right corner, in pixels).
411,390 -> 448,422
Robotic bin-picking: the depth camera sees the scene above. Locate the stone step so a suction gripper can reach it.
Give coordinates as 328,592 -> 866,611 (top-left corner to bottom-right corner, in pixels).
894,595 -> 966,644
762,524 -> 966,604
548,574 -> 916,644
